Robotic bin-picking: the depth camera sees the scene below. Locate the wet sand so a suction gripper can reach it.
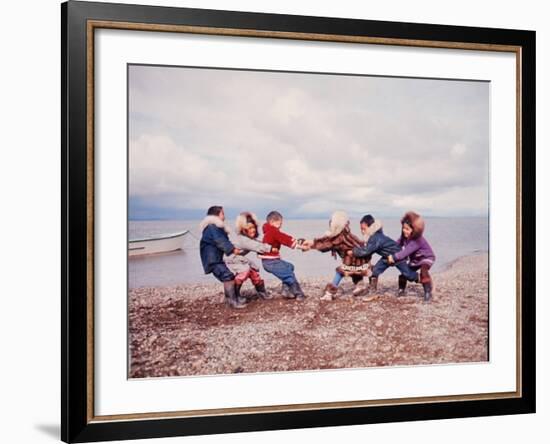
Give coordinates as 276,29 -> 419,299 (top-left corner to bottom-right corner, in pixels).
129,253 -> 488,378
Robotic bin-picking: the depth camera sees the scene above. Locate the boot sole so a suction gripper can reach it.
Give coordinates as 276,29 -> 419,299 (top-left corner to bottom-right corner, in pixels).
361,295 -> 380,302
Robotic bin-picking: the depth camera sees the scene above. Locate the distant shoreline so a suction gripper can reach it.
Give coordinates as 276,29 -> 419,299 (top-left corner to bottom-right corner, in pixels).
128,249 -> 489,289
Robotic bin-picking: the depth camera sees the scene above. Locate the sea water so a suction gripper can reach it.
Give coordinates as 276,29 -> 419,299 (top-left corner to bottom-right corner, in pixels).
128,217 -> 488,289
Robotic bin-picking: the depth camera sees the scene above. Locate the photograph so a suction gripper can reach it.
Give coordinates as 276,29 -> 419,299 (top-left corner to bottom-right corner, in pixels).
127,64 -> 490,379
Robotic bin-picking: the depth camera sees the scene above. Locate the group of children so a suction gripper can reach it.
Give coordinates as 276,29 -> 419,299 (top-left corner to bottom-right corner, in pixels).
199,206 -> 435,309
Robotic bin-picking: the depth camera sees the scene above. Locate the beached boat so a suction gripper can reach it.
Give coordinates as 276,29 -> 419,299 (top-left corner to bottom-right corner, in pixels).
128,231 -> 189,257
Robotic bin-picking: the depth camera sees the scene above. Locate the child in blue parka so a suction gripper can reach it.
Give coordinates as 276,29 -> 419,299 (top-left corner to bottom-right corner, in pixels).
199,206 -> 246,309
352,214 -> 418,294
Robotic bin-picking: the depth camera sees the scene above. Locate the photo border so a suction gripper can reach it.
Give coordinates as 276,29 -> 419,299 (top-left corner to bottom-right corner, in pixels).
61,1 -> 535,442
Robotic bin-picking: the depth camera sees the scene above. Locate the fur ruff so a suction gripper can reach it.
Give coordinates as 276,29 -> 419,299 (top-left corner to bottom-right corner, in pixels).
401,211 -> 425,239
324,210 -> 350,237
235,212 -> 260,235
199,215 -> 230,233
363,220 -> 383,243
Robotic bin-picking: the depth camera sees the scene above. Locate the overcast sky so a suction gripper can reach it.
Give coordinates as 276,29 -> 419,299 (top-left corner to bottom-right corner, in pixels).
128,64 -> 489,220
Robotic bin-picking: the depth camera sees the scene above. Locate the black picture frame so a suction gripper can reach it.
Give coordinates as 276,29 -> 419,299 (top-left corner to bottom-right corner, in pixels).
61,1 -> 536,442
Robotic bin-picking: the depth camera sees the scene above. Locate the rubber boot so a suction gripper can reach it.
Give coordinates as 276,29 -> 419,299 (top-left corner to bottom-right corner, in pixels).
224,281 -> 246,309
281,282 -> 295,299
423,283 -> 433,302
234,282 -> 249,304
289,281 -> 306,301
321,283 -> 337,301
397,275 -> 407,297
419,265 -> 432,302
352,279 -> 368,297
255,282 -> 272,300
369,276 -> 378,293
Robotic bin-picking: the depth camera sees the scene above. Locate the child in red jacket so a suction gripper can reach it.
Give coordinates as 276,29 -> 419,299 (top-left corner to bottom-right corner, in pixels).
259,211 -> 308,301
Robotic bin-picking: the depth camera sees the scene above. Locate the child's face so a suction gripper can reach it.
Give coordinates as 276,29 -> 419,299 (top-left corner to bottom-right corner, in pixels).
245,223 -> 257,238
219,209 -> 225,221
270,218 -> 283,229
402,223 -> 413,239
360,222 -> 369,235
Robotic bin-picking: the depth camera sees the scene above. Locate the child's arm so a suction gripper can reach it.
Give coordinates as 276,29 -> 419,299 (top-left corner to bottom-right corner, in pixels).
353,236 -> 379,259
233,235 -> 272,254
210,227 -> 237,255
310,235 -> 335,253
392,239 -> 420,262
275,229 -> 297,249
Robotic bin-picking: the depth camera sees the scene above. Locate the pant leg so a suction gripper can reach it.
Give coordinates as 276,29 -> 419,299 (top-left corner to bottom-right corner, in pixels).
395,260 -> 419,282
234,269 -> 250,285
371,258 -> 390,277
419,263 -> 432,284
248,268 -> 264,286
262,259 -> 297,285
211,263 -> 235,282
332,271 -> 344,287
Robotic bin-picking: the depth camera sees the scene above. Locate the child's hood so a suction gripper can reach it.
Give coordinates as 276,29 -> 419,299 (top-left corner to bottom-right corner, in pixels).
199,215 -> 230,233
401,211 -> 425,239
324,210 -> 349,237
235,212 -> 260,234
364,220 -> 383,243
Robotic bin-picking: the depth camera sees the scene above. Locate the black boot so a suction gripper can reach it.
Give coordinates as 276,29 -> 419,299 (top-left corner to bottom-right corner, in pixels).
397,275 -> 407,296
281,282 -> 295,299
289,282 -> 306,301
369,276 -> 378,293
234,283 -> 249,304
224,281 -> 246,309
423,283 -> 433,302
255,282 -> 272,300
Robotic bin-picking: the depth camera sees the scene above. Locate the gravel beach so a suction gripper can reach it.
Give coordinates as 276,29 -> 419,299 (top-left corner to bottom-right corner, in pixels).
129,252 -> 488,378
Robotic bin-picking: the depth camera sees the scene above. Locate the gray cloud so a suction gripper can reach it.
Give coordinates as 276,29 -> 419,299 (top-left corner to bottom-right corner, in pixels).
128,65 -> 489,219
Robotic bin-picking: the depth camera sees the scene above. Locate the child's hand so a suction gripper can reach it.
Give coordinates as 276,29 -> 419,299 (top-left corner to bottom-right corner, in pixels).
233,248 -> 243,255
346,250 -> 354,257
271,247 -> 279,254
387,255 -> 395,264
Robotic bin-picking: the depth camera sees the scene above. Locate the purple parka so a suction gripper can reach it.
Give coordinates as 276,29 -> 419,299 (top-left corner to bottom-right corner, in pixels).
394,236 -> 436,268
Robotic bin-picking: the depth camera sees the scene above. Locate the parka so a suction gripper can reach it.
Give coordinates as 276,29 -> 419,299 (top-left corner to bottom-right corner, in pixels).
199,215 -> 235,274
353,221 -> 401,260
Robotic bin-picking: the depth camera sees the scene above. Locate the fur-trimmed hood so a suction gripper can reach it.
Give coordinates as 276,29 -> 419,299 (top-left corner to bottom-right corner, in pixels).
324,210 -> 350,237
401,211 -> 425,239
363,220 -> 383,243
235,212 -> 260,237
199,215 -> 230,233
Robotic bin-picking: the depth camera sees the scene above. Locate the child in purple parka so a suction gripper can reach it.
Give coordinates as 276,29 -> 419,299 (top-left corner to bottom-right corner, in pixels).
388,211 -> 436,302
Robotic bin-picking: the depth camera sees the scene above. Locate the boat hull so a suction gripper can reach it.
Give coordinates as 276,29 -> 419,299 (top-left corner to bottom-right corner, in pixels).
129,231 -> 188,257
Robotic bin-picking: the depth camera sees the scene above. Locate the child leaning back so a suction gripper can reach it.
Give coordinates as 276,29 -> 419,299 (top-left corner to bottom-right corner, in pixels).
259,211 -> 308,301
225,211 -> 276,301
199,206 -> 246,309
388,211 -> 436,302
352,214 -> 419,294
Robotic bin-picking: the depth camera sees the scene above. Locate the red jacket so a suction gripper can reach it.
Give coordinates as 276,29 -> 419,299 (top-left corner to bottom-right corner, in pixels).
259,222 -> 296,259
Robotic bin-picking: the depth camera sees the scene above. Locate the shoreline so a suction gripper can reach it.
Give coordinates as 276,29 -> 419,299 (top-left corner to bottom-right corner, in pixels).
129,249 -> 489,292
129,253 -> 488,378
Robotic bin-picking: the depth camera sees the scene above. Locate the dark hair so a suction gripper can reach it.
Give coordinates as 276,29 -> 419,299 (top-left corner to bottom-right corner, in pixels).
207,206 -> 223,217
360,214 -> 375,226
266,210 -> 283,222
245,214 -> 259,238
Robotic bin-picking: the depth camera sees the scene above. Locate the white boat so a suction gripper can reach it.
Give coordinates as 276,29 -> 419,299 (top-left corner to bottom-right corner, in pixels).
128,231 -> 189,257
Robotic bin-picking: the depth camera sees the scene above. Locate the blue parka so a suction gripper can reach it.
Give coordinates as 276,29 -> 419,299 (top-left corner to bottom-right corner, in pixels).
199,216 -> 235,274
353,221 -> 400,260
